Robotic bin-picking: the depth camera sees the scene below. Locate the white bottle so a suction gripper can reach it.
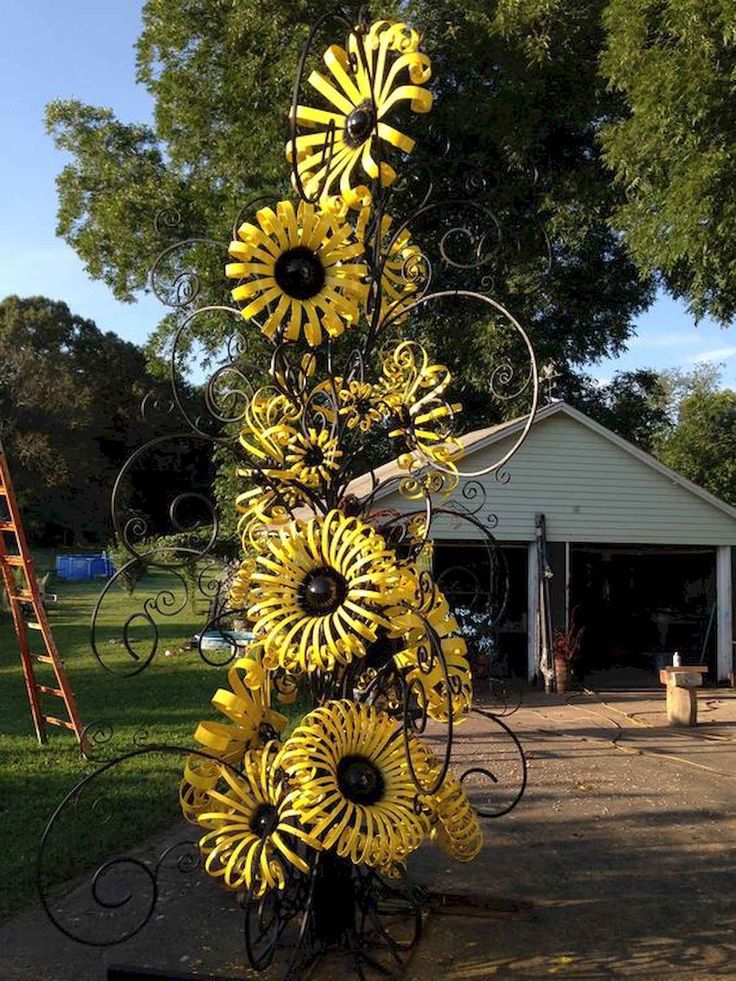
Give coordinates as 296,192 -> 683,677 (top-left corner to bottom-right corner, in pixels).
673,651 -> 682,668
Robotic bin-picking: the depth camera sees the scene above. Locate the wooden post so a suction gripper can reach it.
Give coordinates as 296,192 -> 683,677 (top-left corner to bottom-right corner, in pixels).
527,541 -> 538,682
535,514 -> 554,692
716,545 -> 733,683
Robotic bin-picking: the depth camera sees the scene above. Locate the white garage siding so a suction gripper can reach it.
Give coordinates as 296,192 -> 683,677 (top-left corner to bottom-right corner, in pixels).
375,403 -> 736,547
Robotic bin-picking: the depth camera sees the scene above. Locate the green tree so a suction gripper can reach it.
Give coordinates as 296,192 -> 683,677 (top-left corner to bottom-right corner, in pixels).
600,0 -> 736,323
0,296 -> 157,543
560,367 -> 669,452
45,0 -> 654,397
655,365 -> 736,504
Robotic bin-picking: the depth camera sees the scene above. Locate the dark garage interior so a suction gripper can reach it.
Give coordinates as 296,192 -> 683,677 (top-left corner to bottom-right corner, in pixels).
570,544 -> 717,684
433,542 -> 529,678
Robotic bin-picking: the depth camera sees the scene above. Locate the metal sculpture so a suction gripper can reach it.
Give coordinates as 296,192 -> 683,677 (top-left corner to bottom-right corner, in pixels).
38,9 -> 540,978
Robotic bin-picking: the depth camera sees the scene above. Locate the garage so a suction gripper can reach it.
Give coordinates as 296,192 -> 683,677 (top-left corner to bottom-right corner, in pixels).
366,401 -> 736,686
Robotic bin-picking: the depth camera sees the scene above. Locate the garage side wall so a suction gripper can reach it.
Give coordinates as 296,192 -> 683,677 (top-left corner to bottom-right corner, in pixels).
379,413 -> 736,547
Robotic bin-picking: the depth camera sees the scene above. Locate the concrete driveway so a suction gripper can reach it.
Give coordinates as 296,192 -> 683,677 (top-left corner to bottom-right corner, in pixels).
1,688 -> 735,980
407,688 -> 736,979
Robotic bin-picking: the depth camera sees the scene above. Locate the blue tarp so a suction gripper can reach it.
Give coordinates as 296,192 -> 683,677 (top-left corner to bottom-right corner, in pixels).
55,554 -> 115,581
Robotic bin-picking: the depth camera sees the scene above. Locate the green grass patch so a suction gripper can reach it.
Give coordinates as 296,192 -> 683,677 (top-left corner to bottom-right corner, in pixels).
0,563 -> 272,918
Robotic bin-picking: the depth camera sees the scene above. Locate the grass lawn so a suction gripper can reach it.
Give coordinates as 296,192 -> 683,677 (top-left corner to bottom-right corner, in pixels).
0,553 -> 248,918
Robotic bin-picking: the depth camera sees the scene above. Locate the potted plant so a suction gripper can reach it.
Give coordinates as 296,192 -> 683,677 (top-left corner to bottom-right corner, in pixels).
553,614 -> 584,694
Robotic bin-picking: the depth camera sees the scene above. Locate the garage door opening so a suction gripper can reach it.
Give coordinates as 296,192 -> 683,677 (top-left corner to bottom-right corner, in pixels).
433,542 -> 528,678
569,544 -> 716,687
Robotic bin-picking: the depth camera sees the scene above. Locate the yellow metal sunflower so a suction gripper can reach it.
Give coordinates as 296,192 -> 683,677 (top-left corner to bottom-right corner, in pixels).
198,741 -> 321,895
280,427 -> 343,487
226,199 -> 367,346
287,20 -> 433,212
389,579 -> 472,724
236,486 -> 293,550
238,389 -> 300,495
377,340 -> 463,491
236,388 -> 309,546
238,389 -> 343,514
357,209 -> 427,326
248,509 -> 416,674
194,655 -> 288,758
277,700 -> 430,869
239,388 -> 301,463
180,655 -> 287,825
337,379 -> 384,432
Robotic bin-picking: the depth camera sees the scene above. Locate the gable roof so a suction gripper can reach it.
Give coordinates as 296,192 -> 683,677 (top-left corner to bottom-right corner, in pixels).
349,400 -> 736,522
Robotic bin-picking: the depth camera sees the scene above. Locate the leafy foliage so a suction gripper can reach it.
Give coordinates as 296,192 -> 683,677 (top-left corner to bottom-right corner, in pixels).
655,365 -> 736,505
601,0 -> 736,322
559,367 -> 669,452
45,102 -> 175,302
0,296 -> 160,543
45,0 -> 655,395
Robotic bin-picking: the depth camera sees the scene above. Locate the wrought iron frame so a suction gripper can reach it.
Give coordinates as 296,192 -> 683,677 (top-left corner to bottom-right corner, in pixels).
36,7 -> 545,977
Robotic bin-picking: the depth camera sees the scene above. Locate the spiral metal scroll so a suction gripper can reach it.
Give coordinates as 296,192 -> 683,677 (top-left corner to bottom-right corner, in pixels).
90,547 -> 233,674
36,746 -> 219,946
37,6 -> 547,977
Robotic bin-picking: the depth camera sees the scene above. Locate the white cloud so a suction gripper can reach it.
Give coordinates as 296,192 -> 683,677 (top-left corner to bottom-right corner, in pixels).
691,347 -> 736,363
628,331 -> 700,350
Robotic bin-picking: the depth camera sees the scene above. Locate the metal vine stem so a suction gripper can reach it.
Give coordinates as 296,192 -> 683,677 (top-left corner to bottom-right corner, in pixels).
37,6 -> 547,976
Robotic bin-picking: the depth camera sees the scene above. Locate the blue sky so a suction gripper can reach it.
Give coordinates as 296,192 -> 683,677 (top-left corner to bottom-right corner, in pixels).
2,1 -> 735,385
0,2 -> 160,345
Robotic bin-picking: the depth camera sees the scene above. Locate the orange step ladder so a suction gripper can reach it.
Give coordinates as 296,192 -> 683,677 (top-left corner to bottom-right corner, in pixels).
0,440 -> 84,745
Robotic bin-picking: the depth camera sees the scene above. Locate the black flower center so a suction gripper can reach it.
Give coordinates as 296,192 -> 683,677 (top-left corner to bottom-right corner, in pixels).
384,405 -> 411,434
299,567 -> 348,614
274,246 -> 325,300
344,102 -> 376,148
355,398 -> 372,417
303,445 -> 325,466
250,803 -> 278,838
337,755 -> 385,805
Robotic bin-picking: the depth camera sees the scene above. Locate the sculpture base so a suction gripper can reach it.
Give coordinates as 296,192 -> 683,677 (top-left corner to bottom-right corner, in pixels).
312,852 -> 357,946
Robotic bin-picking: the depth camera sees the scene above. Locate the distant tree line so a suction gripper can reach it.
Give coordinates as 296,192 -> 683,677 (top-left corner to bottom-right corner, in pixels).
0,295 -> 214,546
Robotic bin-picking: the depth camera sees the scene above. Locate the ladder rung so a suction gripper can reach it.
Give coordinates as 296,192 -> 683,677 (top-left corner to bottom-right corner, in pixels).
44,716 -> 76,731
2,453 -> 85,746
38,685 -> 64,698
